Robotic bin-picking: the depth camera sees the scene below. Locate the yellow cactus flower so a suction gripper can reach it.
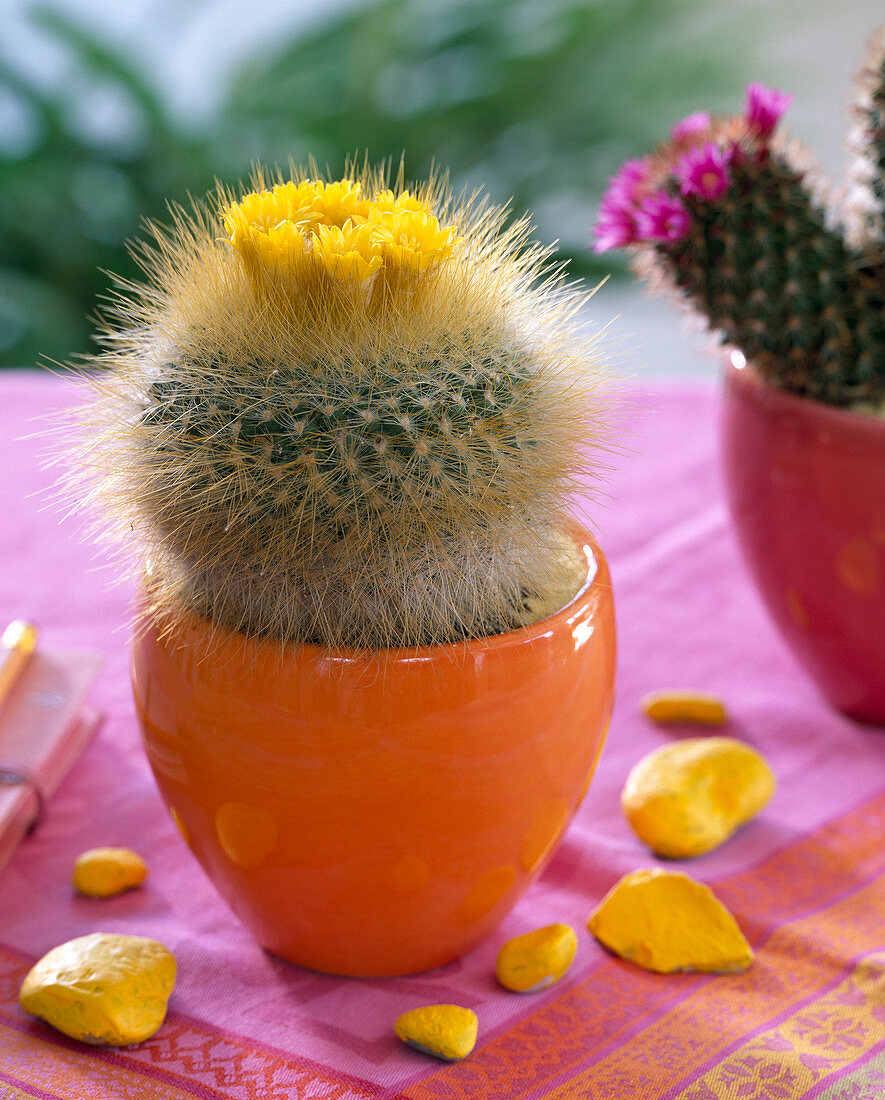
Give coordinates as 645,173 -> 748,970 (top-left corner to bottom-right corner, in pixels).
224,190 -> 282,235
224,175 -> 460,285
373,188 -> 430,215
224,185 -> 315,272
236,219 -> 309,273
371,207 -> 460,273
314,221 -> 384,282
309,179 -> 370,227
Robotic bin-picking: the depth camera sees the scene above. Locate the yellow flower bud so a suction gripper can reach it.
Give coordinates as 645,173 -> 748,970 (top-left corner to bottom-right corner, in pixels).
314,221 -> 384,282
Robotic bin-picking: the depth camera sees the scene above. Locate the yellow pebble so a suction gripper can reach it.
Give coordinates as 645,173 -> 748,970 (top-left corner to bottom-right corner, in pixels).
394,1004 -> 478,1061
640,690 -> 727,726
587,868 -> 753,974
496,923 -> 578,992
19,933 -> 176,1046
622,736 -> 775,858
73,847 -> 148,898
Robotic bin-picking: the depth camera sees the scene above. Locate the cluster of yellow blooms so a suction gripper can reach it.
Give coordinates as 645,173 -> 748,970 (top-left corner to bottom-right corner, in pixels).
223,179 -> 460,283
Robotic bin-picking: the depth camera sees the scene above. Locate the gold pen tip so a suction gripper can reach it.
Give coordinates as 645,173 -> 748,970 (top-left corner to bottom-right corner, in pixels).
2,619 -> 39,654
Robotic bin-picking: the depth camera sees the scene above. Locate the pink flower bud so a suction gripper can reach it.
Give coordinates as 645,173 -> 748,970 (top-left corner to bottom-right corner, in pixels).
671,112 -> 711,141
591,157 -> 651,252
593,199 -> 638,253
744,83 -> 792,139
615,158 -> 650,190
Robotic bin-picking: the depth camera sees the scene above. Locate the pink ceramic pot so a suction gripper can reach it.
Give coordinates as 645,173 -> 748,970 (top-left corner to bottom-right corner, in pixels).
722,353 -> 885,724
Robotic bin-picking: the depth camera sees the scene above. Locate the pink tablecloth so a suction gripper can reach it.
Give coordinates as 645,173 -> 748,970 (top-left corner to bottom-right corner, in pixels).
3,371 -> 885,1098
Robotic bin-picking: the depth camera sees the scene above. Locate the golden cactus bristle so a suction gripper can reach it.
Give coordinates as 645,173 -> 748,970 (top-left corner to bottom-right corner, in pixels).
60,160 -> 612,650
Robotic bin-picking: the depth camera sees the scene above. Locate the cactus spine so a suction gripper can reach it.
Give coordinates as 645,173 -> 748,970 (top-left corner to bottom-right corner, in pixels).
849,25 -> 885,244
70,163 -> 608,650
595,27 -> 885,407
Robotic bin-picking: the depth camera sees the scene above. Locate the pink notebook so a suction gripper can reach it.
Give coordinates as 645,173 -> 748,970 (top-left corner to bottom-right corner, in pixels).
0,650 -> 104,874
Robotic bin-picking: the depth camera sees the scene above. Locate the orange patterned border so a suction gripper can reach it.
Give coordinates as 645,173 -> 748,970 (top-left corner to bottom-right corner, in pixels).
675,950 -> 885,1098
404,789 -> 885,1099
0,1081 -> 42,1100
0,1020 -> 197,1100
0,948 -> 384,1100
549,867 -> 885,1096
815,1048 -> 885,1099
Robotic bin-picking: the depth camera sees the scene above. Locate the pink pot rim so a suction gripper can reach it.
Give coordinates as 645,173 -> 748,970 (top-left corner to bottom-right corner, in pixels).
726,351 -> 885,440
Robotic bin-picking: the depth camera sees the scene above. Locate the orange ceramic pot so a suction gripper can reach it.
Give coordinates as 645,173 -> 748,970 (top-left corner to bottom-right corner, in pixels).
131,525 -> 615,976
723,355 -> 885,724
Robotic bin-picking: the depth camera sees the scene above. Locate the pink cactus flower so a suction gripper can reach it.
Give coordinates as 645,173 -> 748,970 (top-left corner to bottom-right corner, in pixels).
613,157 -> 651,194
671,111 -> 711,141
593,198 -> 638,252
592,158 -> 651,252
675,142 -> 732,200
635,193 -> 691,244
744,82 -> 792,138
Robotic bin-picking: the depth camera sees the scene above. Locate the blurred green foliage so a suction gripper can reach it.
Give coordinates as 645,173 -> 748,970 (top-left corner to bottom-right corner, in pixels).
0,0 -> 748,368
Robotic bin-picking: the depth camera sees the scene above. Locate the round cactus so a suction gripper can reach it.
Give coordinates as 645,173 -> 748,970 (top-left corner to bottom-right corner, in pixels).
69,163 -> 609,649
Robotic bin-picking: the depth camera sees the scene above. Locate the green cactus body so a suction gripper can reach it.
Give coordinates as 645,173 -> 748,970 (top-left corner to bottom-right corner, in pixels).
595,26 -> 885,407
70,167 -> 607,649
662,152 -> 885,404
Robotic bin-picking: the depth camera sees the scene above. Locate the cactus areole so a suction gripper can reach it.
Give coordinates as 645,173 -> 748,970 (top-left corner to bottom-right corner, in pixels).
71,163 -> 610,651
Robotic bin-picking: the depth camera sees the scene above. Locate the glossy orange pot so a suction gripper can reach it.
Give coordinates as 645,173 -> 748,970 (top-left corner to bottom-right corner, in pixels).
131,525 -> 616,976
722,355 -> 885,724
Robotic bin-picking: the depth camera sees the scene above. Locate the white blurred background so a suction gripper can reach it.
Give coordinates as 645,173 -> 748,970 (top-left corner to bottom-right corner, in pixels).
1,0 -> 882,376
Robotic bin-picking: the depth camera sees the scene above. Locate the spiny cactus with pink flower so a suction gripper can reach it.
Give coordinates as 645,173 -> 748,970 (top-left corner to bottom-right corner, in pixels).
595,27 -> 885,407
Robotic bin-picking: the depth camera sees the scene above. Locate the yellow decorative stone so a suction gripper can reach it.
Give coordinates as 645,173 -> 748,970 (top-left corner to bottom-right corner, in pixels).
19,933 -> 176,1046
72,847 -> 148,898
394,1004 -> 478,1061
640,689 -> 727,726
587,868 -> 753,974
622,736 -> 775,858
496,923 -> 578,992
